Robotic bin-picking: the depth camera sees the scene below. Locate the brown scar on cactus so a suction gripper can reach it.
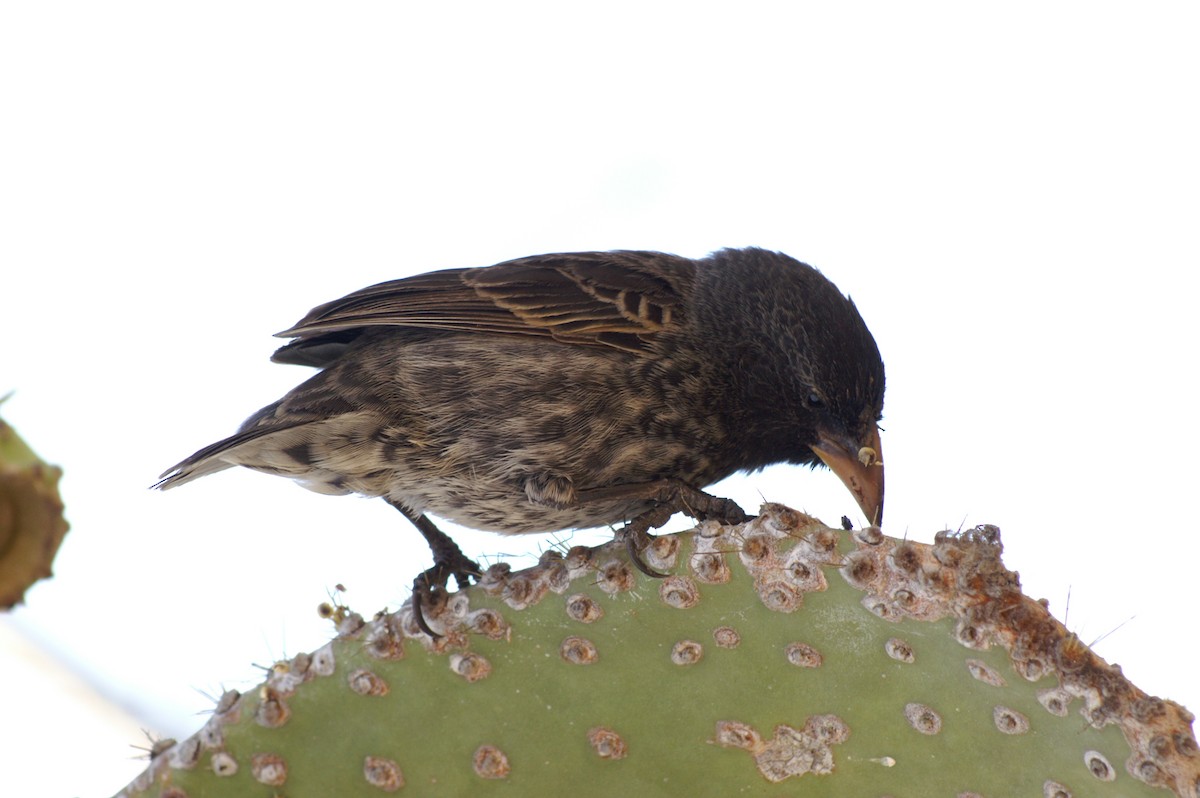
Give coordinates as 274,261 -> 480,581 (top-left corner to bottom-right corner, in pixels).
713,714 -> 852,782
115,505 -> 1200,797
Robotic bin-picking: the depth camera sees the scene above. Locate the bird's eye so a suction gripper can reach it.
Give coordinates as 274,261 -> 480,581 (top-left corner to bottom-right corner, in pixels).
805,392 -> 825,409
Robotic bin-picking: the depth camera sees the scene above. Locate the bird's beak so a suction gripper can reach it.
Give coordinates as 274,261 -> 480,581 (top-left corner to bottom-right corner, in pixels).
811,426 -> 884,526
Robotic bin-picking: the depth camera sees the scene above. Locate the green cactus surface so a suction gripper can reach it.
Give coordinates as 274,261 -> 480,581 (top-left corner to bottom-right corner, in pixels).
116,506 -> 1199,797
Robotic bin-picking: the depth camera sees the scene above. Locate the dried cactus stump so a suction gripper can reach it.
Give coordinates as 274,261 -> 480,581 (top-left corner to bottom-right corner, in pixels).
0,408 -> 69,608
118,505 -> 1199,798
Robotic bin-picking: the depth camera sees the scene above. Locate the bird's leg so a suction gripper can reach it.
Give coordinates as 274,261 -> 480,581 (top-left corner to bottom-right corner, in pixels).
575,479 -> 752,577
386,499 -> 480,638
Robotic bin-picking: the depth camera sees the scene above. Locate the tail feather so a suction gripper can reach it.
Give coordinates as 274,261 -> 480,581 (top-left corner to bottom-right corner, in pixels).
153,457 -> 236,490
154,419 -> 311,490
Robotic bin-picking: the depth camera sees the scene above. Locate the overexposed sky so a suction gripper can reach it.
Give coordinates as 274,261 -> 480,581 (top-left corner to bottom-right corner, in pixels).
3,3 -> 1198,795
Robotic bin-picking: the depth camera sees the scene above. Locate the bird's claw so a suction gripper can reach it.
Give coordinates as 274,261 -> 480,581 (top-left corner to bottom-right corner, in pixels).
410,554 -> 481,639
623,525 -> 670,578
618,485 -> 752,579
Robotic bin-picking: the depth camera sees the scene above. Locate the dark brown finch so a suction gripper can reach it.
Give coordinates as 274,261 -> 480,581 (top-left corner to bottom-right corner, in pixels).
159,247 -> 885,632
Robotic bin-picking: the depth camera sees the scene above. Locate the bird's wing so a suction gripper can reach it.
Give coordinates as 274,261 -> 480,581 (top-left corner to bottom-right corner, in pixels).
272,251 -> 696,364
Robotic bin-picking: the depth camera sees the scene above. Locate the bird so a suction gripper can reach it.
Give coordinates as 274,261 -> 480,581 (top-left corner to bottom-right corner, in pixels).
158,247 -> 885,634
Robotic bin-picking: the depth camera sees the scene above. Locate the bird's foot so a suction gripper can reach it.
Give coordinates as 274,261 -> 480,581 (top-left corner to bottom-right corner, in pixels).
605,479 -> 753,578
387,500 -> 481,638
410,549 -> 481,639
619,507 -> 674,578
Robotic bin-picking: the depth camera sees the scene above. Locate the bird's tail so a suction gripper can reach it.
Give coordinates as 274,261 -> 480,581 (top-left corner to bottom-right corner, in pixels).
153,419 -> 310,490
154,456 -> 236,490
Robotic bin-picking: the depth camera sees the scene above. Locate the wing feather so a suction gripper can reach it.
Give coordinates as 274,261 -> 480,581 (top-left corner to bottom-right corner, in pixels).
272,250 -> 696,365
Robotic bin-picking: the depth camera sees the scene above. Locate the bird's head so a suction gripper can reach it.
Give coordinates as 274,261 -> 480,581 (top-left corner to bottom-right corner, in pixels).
790,280 -> 885,527
789,269 -> 884,524
703,249 -> 886,525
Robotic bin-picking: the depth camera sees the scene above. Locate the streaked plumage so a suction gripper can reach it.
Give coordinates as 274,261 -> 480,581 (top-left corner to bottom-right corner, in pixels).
159,247 -> 885,630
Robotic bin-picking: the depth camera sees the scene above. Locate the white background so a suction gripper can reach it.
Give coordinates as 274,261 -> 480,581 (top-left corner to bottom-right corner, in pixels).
2,3 -> 1198,795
